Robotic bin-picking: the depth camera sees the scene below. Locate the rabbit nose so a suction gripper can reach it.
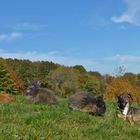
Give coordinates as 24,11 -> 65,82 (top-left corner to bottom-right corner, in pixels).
26,89 -> 31,93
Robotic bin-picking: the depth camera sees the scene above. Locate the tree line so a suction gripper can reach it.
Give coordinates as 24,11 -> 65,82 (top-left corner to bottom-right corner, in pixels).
0,57 -> 140,102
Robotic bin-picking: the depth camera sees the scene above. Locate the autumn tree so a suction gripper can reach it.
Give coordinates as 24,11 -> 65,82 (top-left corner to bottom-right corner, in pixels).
105,75 -> 140,102
47,67 -> 80,97
0,61 -> 18,94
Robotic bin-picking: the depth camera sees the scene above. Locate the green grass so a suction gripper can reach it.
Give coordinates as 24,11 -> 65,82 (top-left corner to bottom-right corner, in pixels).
0,96 -> 140,140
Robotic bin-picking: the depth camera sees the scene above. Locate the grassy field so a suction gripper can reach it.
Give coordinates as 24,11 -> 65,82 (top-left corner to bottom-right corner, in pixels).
0,96 -> 140,140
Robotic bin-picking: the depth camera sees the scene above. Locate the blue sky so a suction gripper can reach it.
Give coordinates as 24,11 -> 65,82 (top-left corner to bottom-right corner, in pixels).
1,0 -> 140,74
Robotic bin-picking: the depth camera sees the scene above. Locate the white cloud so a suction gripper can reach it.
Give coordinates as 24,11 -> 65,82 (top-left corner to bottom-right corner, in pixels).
2,50 -> 140,74
0,50 -> 102,72
107,54 -> 140,63
111,0 -> 140,26
104,54 -> 140,74
14,23 -> 48,30
0,50 -> 61,61
0,32 -> 22,41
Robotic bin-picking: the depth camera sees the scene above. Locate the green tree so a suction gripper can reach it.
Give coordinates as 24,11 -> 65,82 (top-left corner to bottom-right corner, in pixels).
0,62 -> 18,94
73,65 -> 86,73
47,67 -> 80,97
80,74 -> 100,95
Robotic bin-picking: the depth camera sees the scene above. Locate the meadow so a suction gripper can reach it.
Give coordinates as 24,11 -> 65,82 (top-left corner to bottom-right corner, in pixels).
0,96 -> 140,140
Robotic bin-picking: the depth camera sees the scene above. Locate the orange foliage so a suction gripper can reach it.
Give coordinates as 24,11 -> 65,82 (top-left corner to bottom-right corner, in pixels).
4,63 -> 25,94
0,92 -> 16,103
105,76 -> 140,102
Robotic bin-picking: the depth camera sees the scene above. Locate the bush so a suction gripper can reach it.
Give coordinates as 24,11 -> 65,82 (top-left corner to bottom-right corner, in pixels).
80,74 -> 100,95
47,67 -> 80,97
105,75 -> 140,102
47,67 -> 101,97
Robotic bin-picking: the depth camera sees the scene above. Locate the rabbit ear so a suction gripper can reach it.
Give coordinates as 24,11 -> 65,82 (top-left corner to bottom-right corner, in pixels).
96,94 -> 103,99
37,81 -> 41,86
94,95 -> 103,103
27,80 -> 30,84
128,93 -> 133,100
118,94 -> 122,99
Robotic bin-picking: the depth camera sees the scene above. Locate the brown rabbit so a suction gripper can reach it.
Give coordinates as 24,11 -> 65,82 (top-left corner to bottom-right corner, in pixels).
68,92 -> 106,116
25,80 -> 57,105
117,92 -> 140,125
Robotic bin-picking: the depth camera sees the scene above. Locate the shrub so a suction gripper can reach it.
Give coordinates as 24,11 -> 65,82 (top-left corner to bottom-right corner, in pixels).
105,75 -> 140,102
80,74 -> 100,95
47,67 -> 80,97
